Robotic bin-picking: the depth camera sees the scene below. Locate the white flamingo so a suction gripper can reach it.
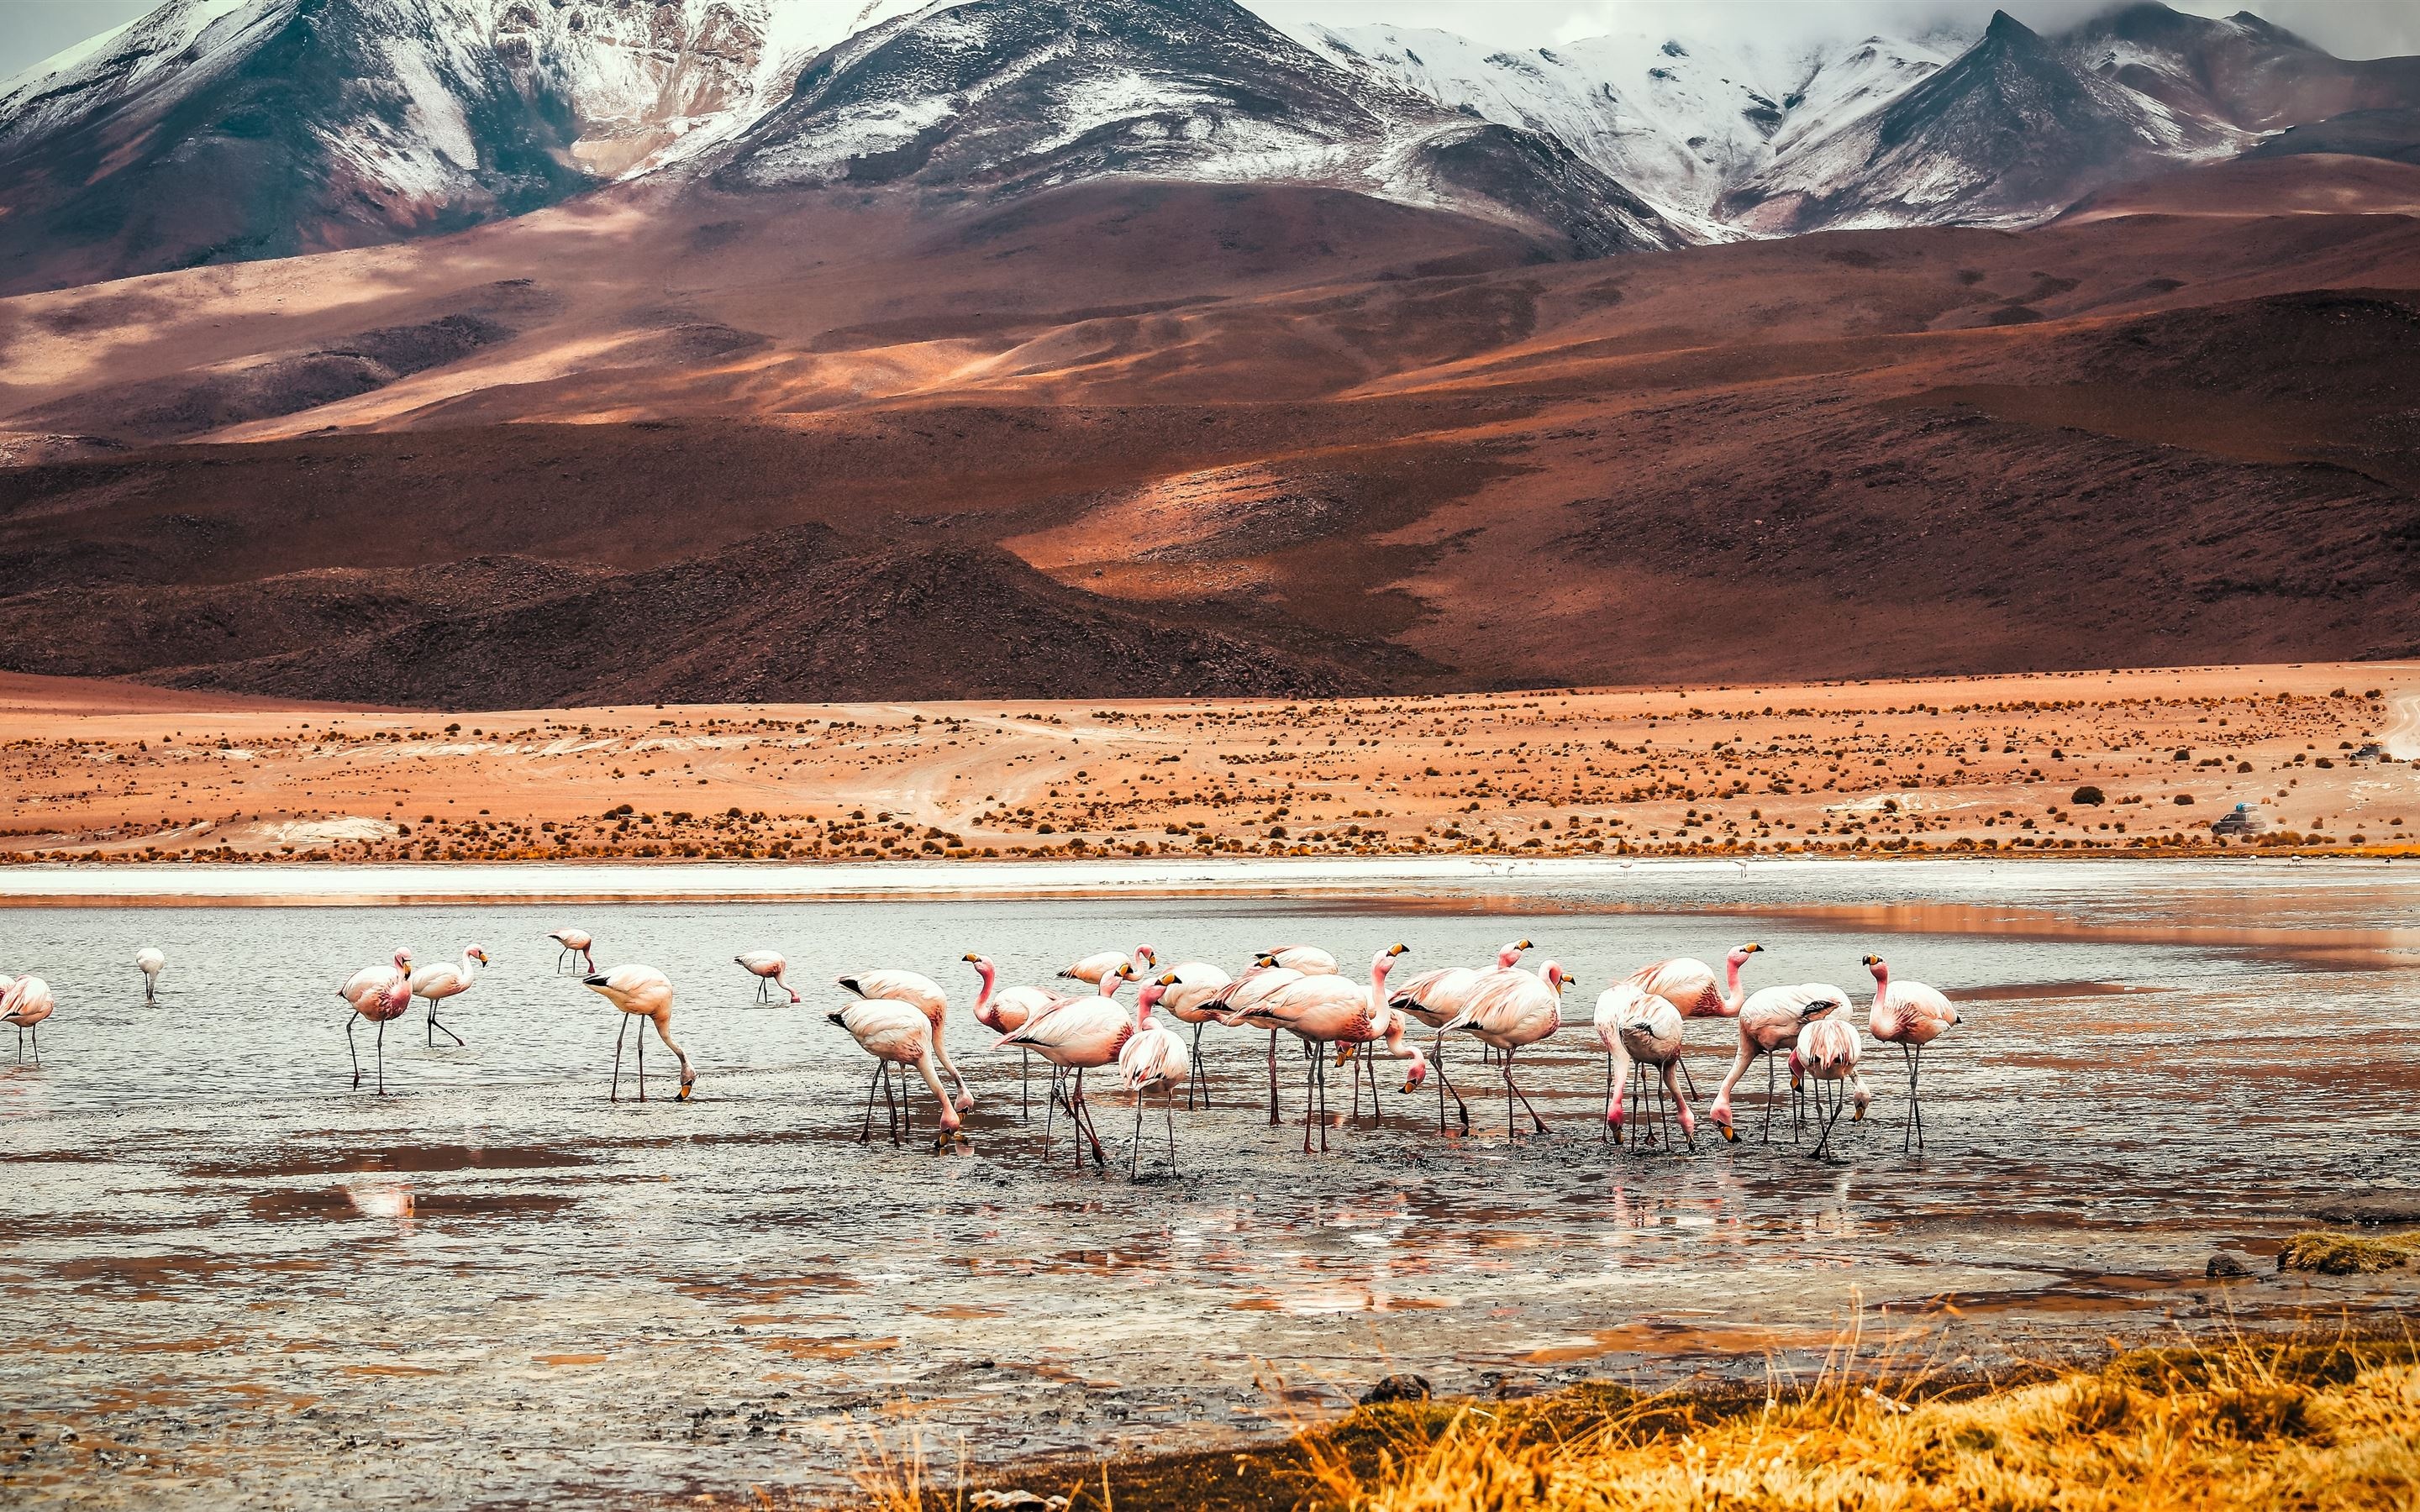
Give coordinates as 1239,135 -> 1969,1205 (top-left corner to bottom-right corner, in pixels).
1387,938 -> 1531,1133
1708,983 -> 1853,1144
1061,943 -> 1157,984
1443,963 -> 1576,1139
736,949 -> 799,1004
547,928 -> 595,974
1865,953 -> 1960,1153
3,976 -> 55,1065
1118,979 -> 1190,1177
135,948 -> 166,1003
1150,960 -> 1232,1108
829,995 -> 964,1148
583,965 -> 695,1102
409,945 -> 488,1047
1263,944 -> 1339,975
340,967 -> 413,1094
834,969 -> 974,1112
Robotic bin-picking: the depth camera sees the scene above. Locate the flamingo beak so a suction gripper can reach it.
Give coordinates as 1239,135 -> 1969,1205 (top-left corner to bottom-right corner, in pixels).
1721,1125 -> 1739,1142
963,952 -> 981,963
1335,1043 -> 1355,1064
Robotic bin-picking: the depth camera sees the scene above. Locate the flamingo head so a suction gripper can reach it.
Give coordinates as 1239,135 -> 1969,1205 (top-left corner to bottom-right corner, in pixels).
1399,1043 -> 1429,1094
1134,944 -> 1158,966
468,946 -> 490,966
1254,952 -> 1280,968
1541,963 -> 1576,992
392,946 -> 414,969
1155,971 -> 1179,988
677,1062 -> 696,1100
962,952 -> 994,976
1709,1100 -> 1738,1141
1862,953 -> 1888,981
1498,938 -> 1533,968
1138,980 -> 1167,1014
1728,942 -> 1764,967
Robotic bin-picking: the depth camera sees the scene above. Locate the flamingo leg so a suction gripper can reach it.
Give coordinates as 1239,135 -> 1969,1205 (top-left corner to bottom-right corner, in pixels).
1130,1086 -> 1145,1179
1076,1068 -> 1107,1169
1163,1086 -> 1179,1174
610,1015 -> 630,1102
1666,1062 -> 1697,1152
1431,1032 -> 1471,1136
1679,1055 -> 1700,1100
1601,1052 -> 1612,1147
1187,1023 -> 1208,1110
858,1060 -> 884,1142
375,1018 -> 387,1096
1267,1031 -> 1282,1127
883,1061 -> 902,1145
1505,1047 -> 1548,1137
1021,1047 -> 1032,1122
425,997 -> 465,1048
1812,1079 -> 1847,1159
347,1015 -> 363,1089
636,1021 -> 648,1102
1911,1044 -> 1928,1155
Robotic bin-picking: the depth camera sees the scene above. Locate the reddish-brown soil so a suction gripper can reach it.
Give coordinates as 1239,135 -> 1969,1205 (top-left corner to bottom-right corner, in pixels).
3,164 -> 2417,704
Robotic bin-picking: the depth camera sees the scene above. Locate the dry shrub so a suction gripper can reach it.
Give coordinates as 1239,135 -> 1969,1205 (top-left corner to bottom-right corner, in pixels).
2278,1232 -> 2420,1276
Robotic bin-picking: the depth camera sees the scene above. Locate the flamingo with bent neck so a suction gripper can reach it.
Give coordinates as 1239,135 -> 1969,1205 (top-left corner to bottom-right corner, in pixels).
1205,958 -> 1306,1126
735,950 -> 798,1004
1707,983 -> 1852,1144
1628,942 -> 1763,1098
1061,943 -> 1157,984
1388,937 -> 1530,1134
584,964 -> 696,1103
1793,1012 -> 1872,1159
1865,953 -> 1960,1154
834,969 -> 974,1113
829,995 -> 963,1149
408,944 -> 488,1047
1118,979 -> 1190,1177
1595,984 -> 1696,1152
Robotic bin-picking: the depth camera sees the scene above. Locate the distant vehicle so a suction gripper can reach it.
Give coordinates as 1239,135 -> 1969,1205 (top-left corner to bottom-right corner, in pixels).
2210,803 -> 2267,837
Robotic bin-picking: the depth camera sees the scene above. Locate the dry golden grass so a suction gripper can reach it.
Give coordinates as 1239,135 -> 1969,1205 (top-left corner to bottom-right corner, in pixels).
1300,1336 -> 2420,1512
2278,1232 -> 2420,1277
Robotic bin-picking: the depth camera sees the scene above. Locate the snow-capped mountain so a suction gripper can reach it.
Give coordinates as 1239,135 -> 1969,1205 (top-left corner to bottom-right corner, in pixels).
708,0 -> 1678,255
1289,24 -> 1961,239
3,0 -> 2420,296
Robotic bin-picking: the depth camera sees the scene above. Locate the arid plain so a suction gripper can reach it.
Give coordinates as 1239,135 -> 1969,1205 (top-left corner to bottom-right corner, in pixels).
3,662 -> 2413,864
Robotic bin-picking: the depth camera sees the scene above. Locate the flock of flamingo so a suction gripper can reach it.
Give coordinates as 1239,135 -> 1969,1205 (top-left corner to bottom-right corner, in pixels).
6,929 -> 1961,1173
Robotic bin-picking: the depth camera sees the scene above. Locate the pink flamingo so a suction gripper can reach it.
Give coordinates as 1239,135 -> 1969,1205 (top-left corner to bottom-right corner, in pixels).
964,953 -> 1061,1119
1118,979 -> 1190,1176
547,929 -> 595,975
584,965 -> 696,1102
342,971 -> 413,1094
997,967 -> 1136,1171
829,995 -> 964,1148
1594,983 -> 1696,1152
835,969 -> 973,1112
1224,944 -> 1408,1152
1388,938 -> 1531,1133
1628,942 -> 1763,1096
1061,943 -> 1157,984
1793,1012 -> 1871,1158
736,950 -> 798,1005
1709,983 -> 1854,1144
1442,963 -> 1575,1139
3,976 -> 55,1066
1865,953 -> 1960,1153
1149,960 -> 1233,1108
1205,957 -> 1307,1126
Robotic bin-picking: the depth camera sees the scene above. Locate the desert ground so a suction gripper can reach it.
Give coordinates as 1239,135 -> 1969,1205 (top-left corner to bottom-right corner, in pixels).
3,662 -> 2412,864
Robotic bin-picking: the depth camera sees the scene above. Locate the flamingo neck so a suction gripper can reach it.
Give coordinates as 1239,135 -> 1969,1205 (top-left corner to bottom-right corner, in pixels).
1137,984 -> 1164,1026
1369,954 -> 1396,996
971,962 -> 996,1013
1722,955 -> 1747,1011
1097,973 -> 1123,998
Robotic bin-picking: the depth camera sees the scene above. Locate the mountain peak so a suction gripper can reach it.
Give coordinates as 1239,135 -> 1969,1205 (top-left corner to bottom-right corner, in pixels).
1981,10 -> 2038,45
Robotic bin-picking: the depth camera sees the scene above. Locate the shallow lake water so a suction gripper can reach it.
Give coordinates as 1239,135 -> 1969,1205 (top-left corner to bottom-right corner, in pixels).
4,858 -> 2418,1508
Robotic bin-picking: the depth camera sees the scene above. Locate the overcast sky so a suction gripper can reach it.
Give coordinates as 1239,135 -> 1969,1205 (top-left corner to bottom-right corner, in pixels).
8,0 -> 2420,83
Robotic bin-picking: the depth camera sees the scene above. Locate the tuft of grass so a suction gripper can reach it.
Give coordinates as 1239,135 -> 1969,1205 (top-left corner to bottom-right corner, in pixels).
2278,1231 -> 2420,1275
